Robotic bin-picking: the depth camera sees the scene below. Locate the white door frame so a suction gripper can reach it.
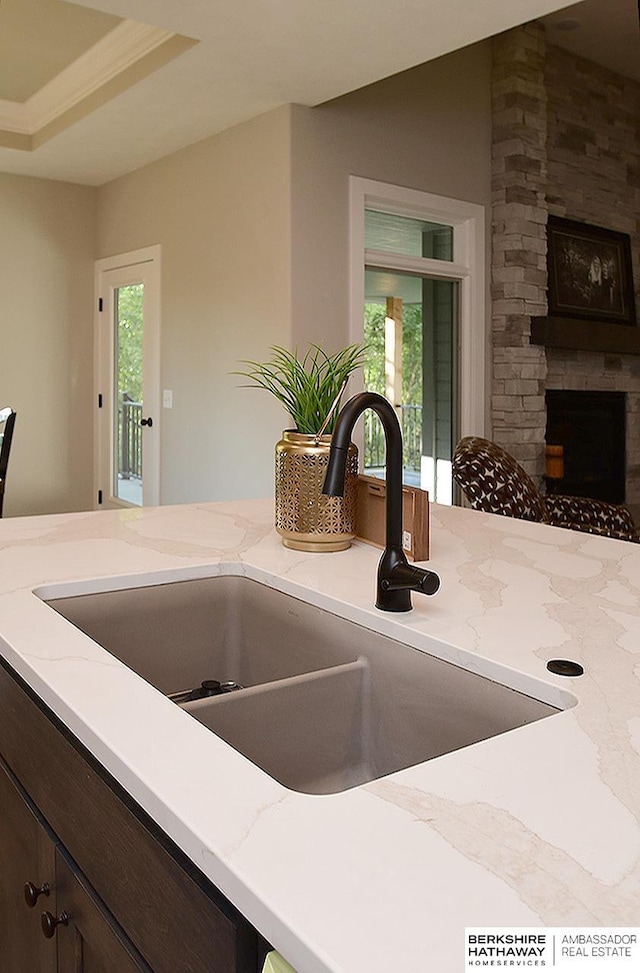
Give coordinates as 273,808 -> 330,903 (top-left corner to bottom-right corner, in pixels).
349,177 -> 486,440
94,245 -> 161,509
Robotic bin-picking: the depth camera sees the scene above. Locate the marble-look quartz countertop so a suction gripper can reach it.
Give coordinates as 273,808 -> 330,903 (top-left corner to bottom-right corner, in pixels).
0,498 -> 639,972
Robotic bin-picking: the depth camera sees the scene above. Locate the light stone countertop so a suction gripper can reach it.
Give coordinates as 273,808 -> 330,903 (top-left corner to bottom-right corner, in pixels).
0,497 -> 639,972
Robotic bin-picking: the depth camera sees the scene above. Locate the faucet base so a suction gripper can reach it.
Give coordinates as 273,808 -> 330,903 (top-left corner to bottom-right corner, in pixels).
375,591 -> 413,612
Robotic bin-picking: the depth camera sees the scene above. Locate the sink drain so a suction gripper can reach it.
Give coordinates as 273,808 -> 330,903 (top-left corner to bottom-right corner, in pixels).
168,679 -> 244,704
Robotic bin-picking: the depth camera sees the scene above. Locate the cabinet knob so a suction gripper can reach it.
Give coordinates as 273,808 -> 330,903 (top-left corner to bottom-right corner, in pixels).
41,911 -> 69,939
140,416 -> 153,427
24,882 -> 50,908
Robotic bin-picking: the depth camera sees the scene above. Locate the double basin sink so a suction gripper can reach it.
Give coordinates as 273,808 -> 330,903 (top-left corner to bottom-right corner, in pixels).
45,575 -> 565,795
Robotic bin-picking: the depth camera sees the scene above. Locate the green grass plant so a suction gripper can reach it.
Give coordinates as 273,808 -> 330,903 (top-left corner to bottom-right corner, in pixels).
236,344 -> 365,435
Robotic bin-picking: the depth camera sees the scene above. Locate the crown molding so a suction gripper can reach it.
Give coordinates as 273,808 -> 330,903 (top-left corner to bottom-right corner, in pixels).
0,20 -> 176,136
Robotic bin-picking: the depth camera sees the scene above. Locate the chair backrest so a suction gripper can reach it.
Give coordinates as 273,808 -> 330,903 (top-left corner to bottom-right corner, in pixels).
452,436 -> 547,523
0,408 -> 17,517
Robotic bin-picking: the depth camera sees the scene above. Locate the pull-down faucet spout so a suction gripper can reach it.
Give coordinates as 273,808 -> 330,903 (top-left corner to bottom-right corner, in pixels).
322,392 -> 440,612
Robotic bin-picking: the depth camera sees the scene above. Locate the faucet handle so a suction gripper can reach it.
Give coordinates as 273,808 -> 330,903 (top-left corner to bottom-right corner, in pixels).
410,567 -> 441,596
380,561 -> 440,596
376,545 -> 440,611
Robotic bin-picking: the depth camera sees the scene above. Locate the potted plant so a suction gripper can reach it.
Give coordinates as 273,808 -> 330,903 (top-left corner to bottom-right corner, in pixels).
237,344 -> 364,551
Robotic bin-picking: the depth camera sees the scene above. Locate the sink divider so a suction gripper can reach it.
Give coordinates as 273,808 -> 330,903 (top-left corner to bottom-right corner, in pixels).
180,658 -> 369,713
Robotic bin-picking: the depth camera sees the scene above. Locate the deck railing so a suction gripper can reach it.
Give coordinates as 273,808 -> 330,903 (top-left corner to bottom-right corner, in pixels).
364,403 -> 422,473
119,400 -> 142,480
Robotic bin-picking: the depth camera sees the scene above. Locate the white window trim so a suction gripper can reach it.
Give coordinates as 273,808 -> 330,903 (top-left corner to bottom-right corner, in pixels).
349,176 -> 486,440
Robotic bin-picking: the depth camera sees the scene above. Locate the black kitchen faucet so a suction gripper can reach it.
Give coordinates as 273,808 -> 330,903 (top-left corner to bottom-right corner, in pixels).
323,392 -> 440,612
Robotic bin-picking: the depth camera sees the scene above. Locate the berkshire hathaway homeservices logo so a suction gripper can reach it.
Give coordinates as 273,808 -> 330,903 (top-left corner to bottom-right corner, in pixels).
465,928 -> 639,969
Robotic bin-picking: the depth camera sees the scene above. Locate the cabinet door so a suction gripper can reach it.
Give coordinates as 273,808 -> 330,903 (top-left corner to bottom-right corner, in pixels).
0,661 -> 255,973
53,850 -> 150,973
0,757 -> 57,973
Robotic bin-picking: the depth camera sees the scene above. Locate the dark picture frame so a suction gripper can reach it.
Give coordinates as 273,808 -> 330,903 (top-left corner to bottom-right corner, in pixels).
547,216 -> 637,326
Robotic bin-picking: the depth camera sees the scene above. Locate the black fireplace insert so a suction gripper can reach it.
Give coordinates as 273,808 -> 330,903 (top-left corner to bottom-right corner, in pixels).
545,390 -> 626,503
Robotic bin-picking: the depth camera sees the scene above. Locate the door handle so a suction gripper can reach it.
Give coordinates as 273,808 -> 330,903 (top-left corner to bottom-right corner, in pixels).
140,417 -> 153,427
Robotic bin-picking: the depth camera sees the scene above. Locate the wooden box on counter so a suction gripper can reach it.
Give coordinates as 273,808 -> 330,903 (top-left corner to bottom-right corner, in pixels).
354,474 -> 429,562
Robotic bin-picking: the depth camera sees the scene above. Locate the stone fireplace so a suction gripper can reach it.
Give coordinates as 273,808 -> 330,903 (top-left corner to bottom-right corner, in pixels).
490,23 -> 640,512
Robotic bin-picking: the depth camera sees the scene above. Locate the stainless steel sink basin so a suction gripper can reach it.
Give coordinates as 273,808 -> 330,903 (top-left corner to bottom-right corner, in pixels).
45,575 -> 566,794
46,575 -> 358,694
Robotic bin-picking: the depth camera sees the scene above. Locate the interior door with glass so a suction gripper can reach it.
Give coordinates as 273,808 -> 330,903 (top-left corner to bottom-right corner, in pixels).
95,248 -> 160,508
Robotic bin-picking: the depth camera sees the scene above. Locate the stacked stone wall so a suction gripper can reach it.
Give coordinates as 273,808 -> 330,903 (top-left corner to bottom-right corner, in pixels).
491,25 -> 640,497
545,46 -> 640,505
491,24 -> 548,478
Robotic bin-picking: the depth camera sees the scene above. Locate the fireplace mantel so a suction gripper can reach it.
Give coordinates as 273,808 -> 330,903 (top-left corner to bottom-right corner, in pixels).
530,316 -> 640,355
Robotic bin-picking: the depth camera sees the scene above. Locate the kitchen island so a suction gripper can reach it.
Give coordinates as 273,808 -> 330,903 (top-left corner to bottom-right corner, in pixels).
0,498 -> 639,972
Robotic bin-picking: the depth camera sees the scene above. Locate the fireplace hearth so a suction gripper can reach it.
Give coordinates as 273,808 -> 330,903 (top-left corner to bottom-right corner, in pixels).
545,390 -> 626,504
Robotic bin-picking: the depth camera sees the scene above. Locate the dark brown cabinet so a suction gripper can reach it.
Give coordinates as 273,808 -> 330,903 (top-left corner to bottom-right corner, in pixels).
1,762 -> 153,973
0,757 -> 56,973
53,850 -> 150,973
0,659 -> 262,973
0,758 -> 150,973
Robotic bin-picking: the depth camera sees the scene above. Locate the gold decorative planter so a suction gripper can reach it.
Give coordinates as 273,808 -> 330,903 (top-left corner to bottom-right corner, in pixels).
275,431 -> 358,552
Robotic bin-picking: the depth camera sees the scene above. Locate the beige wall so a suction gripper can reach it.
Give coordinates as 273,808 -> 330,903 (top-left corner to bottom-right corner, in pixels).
97,46 -> 492,507
97,106 -> 293,505
0,43 -> 493,515
0,173 -> 96,516
289,42 -> 493,353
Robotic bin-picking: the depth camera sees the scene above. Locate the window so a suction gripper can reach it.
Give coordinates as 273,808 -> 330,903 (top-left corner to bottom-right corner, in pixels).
349,178 -> 485,504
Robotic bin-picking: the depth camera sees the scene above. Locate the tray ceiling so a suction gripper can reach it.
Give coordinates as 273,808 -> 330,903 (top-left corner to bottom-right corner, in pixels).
0,0 -> 120,101
0,0 -> 635,186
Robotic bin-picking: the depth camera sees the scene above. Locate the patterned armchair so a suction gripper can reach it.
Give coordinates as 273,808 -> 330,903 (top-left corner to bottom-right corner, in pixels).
452,436 -> 639,543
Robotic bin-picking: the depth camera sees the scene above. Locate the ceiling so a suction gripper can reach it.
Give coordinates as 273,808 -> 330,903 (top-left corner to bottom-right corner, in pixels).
0,0 -> 636,187
0,0 -> 120,101
541,0 -> 640,80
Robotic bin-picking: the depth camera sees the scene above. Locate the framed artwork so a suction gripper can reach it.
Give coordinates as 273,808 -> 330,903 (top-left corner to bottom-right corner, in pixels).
547,216 -> 637,326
